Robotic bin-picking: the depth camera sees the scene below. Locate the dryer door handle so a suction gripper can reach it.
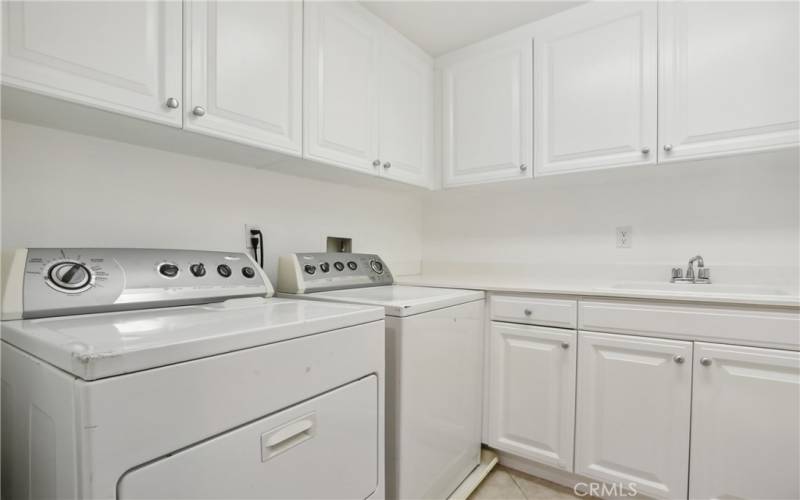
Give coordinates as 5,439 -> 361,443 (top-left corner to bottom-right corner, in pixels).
261,414 -> 316,462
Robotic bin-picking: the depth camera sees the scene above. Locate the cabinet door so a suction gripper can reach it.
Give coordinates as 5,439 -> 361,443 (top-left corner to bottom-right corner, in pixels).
489,323 -> 576,471
690,343 -> 800,500
533,3 -> 657,175
659,2 -> 800,162
575,331 -> 691,499
304,2 -> 380,173
441,41 -> 532,187
377,33 -> 433,188
2,1 -> 182,126
184,1 -> 302,155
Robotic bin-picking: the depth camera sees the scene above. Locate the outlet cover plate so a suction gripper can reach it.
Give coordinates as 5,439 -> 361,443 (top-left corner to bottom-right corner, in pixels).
616,226 -> 632,248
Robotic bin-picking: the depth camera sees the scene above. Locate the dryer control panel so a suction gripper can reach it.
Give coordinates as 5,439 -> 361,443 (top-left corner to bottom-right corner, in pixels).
277,253 -> 393,294
2,248 -> 272,319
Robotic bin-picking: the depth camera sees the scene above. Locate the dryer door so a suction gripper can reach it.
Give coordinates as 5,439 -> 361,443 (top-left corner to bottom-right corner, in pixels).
118,375 -> 378,499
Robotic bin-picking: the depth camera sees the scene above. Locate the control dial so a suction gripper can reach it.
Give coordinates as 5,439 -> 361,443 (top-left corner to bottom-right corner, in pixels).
47,261 -> 92,292
369,260 -> 384,274
333,261 -> 345,271
217,264 -> 232,278
158,263 -> 179,278
190,263 -> 206,277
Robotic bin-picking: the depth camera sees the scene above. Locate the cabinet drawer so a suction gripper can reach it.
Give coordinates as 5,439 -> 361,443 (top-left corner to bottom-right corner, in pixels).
579,299 -> 800,350
491,295 -> 577,328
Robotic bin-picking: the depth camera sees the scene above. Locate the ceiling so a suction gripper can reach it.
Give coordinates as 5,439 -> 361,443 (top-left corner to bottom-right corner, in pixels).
361,1 -> 586,56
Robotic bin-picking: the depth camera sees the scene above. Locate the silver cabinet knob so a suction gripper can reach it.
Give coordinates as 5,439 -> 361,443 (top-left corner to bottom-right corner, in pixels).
663,144 -> 673,152
561,342 -> 570,349
383,162 -> 391,169
641,146 -> 650,155
372,159 -> 381,167
673,355 -> 685,364
192,106 -> 207,117
519,163 -> 528,172
165,97 -> 180,109
700,357 -> 712,366
523,308 -> 532,316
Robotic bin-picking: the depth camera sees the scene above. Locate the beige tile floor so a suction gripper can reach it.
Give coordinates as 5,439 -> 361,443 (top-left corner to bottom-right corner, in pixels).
468,466 -> 587,500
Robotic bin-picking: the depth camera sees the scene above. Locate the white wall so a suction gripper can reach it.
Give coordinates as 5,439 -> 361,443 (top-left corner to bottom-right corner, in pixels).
1,120 -> 425,282
421,148 -> 800,285
4,120 -> 798,289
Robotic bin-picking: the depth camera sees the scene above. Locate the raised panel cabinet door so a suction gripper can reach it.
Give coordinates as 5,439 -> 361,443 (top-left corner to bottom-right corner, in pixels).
304,2 -> 380,173
533,2 -> 657,175
488,323 -> 576,471
441,41 -> 532,187
690,343 -> 800,500
378,32 -> 434,188
1,1 -> 182,126
575,331 -> 691,499
184,1 -> 302,155
659,2 -> 800,162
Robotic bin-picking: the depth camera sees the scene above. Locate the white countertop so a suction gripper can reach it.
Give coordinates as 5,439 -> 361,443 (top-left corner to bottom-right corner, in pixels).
396,274 -> 800,308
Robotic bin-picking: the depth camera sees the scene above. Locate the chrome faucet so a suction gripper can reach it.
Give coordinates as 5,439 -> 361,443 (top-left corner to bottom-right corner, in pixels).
671,255 -> 711,284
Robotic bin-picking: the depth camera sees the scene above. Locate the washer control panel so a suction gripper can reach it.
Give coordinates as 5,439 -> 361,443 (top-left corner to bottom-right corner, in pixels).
5,248 -> 271,319
277,253 -> 393,293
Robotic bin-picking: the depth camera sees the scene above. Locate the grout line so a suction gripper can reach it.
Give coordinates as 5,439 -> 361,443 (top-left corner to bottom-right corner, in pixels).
507,470 -> 530,500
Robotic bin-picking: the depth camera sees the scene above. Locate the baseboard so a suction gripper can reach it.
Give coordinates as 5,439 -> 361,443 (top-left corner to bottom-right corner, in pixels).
492,448 -> 650,500
449,449 -> 499,500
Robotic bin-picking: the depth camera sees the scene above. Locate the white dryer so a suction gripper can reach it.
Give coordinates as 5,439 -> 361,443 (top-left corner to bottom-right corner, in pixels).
1,248 -> 386,500
278,253 -> 485,500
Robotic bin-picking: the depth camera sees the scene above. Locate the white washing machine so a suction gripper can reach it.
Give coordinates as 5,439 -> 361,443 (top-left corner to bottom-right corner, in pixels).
1,248 -> 386,500
277,253 -> 485,500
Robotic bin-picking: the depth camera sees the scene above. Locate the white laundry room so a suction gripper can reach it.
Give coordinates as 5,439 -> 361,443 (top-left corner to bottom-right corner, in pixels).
0,1 -> 798,500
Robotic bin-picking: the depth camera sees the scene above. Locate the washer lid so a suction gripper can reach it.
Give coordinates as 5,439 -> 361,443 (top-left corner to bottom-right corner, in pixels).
302,285 -> 485,317
0,298 -> 384,380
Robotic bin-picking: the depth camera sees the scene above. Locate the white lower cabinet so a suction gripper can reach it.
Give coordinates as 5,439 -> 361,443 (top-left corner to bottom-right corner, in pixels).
689,343 -> 800,500
575,331 -> 692,499
488,323 -> 576,471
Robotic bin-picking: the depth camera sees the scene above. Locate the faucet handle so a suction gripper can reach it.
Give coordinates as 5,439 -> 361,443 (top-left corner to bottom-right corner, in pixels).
698,267 -> 711,280
671,268 -> 683,279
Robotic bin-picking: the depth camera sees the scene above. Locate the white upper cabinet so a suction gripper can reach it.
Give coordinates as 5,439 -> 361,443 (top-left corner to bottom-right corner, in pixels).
184,1 -> 302,155
488,323 -> 576,471
1,1 -> 182,127
533,2 -> 658,175
304,2 -> 380,174
440,40 -> 533,187
575,331 -> 692,499
377,32 -> 434,188
659,1 -> 800,162
304,2 -> 433,187
690,343 -> 800,500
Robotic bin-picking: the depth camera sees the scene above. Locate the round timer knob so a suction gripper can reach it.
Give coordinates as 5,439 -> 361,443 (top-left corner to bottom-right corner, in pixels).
190,263 -> 206,277
217,264 -> 232,278
48,262 -> 91,291
158,263 -> 179,278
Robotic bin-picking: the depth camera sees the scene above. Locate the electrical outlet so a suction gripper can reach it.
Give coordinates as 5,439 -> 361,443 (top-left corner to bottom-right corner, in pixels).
245,224 -> 262,251
616,226 -> 632,248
